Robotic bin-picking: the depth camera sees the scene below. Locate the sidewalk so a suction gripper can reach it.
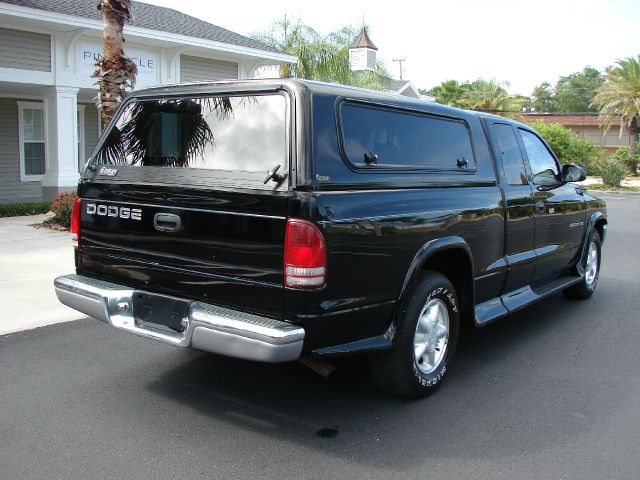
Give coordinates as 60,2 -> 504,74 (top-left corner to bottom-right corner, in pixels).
0,215 -> 83,335
583,177 -> 640,187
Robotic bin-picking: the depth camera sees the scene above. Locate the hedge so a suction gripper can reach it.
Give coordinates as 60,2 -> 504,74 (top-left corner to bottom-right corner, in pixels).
0,202 -> 50,218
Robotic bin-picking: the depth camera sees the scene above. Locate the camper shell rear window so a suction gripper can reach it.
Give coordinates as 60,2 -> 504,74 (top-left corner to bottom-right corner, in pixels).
90,92 -> 289,187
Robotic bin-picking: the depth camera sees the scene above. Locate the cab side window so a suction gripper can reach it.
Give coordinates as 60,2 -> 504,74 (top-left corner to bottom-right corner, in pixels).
519,129 -> 560,184
491,123 -> 527,185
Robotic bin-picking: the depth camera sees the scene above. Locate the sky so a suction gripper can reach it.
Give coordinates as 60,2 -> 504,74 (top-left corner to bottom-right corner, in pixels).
141,0 -> 640,96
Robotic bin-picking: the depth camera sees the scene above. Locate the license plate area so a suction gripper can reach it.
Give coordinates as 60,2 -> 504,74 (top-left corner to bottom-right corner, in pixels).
133,292 -> 190,332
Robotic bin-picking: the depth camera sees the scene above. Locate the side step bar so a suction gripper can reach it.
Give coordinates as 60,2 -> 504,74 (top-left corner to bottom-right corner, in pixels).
54,274 -> 304,363
474,274 -> 582,327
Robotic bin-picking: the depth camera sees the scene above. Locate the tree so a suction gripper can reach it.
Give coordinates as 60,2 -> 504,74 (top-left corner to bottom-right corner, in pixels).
463,79 -> 527,116
592,55 -> 640,174
555,66 -> 604,112
428,80 -> 469,108
428,79 -> 526,115
531,81 -> 558,112
251,18 -> 392,89
529,66 -> 604,113
93,0 -> 137,130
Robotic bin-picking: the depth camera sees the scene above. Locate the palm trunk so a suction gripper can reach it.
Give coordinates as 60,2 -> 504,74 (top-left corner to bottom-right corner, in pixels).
94,1 -> 137,131
630,116 -> 638,175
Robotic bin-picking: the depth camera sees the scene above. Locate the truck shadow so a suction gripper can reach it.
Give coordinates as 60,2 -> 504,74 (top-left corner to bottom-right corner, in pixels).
146,282 -> 623,469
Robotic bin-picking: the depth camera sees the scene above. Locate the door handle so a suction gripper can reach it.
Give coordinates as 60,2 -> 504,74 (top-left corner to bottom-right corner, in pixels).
535,202 -> 545,214
154,213 -> 181,232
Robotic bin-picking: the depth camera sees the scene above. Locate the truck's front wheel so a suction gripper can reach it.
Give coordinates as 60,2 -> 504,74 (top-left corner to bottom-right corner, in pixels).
369,271 -> 460,398
564,229 -> 602,299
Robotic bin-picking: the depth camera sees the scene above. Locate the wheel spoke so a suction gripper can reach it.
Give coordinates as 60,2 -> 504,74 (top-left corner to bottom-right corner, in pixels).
414,342 -> 428,361
434,323 -> 447,339
417,313 -> 430,334
423,350 -> 436,369
427,303 -> 440,323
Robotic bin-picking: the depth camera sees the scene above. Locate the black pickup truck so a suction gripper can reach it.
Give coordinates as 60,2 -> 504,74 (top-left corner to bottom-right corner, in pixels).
55,79 -> 607,397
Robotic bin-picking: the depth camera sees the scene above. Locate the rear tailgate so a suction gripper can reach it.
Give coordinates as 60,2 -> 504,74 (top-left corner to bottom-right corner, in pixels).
76,186 -> 288,319
76,90 -> 292,319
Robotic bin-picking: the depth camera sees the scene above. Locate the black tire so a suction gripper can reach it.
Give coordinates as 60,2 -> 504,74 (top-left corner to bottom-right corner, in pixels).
369,270 -> 460,398
564,229 -> 601,299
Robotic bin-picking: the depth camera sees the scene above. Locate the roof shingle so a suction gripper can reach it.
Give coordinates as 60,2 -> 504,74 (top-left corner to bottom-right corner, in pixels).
1,0 -> 283,54
349,27 -> 377,51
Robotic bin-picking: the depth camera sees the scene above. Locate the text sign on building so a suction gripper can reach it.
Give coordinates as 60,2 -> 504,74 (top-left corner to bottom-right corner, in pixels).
79,41 -> 158,86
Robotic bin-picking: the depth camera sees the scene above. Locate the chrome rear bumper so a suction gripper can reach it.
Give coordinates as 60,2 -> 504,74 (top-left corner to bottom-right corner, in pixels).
54,274 -> 304,362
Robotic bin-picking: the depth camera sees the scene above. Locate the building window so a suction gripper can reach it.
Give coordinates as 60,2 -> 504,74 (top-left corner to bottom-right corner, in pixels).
18,102 -> 45,181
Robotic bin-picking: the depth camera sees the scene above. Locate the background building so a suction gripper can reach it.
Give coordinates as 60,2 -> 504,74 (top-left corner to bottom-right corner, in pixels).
0,0 -> 294,203
525,113 -> 632,156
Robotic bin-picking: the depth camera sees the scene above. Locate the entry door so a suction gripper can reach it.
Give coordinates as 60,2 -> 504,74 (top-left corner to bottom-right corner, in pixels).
518,128 -> 586,283
488,122 -> 536,294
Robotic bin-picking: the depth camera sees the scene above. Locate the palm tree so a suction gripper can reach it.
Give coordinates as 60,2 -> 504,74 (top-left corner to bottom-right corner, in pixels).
429,79 -> 526,116
429,80 -> 469,108
592,55 -> 640,174
464,79 -> 527,117
97,97 -> 234,167
93,0 -> 138,130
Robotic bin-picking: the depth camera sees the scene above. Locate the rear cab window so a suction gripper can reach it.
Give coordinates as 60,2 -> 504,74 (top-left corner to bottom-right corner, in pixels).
90,92 -> 290,189
490,123 -> 528,185
339,102 -> 475,171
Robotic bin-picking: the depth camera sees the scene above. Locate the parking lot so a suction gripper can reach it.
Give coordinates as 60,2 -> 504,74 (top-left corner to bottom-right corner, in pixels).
1,192 -> 639,480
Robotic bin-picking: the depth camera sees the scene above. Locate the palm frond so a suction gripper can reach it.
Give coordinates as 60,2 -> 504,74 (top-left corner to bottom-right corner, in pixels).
592,55 -> 640,131
97,98 -> 236,167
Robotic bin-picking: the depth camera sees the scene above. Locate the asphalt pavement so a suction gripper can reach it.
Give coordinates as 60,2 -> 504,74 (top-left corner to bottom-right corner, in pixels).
1,193 -> 639,479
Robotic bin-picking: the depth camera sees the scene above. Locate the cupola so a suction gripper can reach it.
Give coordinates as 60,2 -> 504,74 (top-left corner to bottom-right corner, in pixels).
348,27 -> 378,72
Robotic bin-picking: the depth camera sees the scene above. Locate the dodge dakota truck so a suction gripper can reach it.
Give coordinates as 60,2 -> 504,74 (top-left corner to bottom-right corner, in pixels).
55,79 -> 607,397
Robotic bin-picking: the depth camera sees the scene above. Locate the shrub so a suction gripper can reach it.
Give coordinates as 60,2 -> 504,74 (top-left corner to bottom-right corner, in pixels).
48,192 -> 77,228
613,145 -> 639,175
613,146 -> 630,164
529,120 -> 573,160
570,136 -> 604,175
529,120 -> 603,173
598,157 -> 627,187
0,202 -> 50,218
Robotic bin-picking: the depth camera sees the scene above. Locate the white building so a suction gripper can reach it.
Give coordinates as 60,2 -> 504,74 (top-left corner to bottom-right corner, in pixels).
385,79 -> 424,99
0,0 -> 295,203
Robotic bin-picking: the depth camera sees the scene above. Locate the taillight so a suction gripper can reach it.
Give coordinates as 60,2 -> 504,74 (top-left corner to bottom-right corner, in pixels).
284,219 -> 326,288
71,197 -> 82,248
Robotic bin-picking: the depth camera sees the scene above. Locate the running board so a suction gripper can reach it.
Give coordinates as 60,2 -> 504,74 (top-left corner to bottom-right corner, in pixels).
475,275 -> 582,326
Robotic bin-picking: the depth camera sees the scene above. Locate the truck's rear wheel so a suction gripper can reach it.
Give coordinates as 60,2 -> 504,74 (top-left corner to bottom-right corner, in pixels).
369,271 -> 460,398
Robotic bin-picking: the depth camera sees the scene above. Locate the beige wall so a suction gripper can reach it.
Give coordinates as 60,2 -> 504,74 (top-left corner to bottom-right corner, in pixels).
566,124 -> 632,154
527,114 -> 634,155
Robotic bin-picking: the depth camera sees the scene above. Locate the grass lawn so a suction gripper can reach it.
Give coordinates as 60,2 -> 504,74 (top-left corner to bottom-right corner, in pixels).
584,183 -> 640,192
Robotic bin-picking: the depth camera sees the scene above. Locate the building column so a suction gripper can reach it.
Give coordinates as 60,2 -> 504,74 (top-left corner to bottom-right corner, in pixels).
41,86 -> 80,201
239,61 -> 261,79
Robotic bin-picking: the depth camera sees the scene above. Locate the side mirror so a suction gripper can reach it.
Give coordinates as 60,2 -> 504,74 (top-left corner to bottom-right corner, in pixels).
561,164 -> 586,183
